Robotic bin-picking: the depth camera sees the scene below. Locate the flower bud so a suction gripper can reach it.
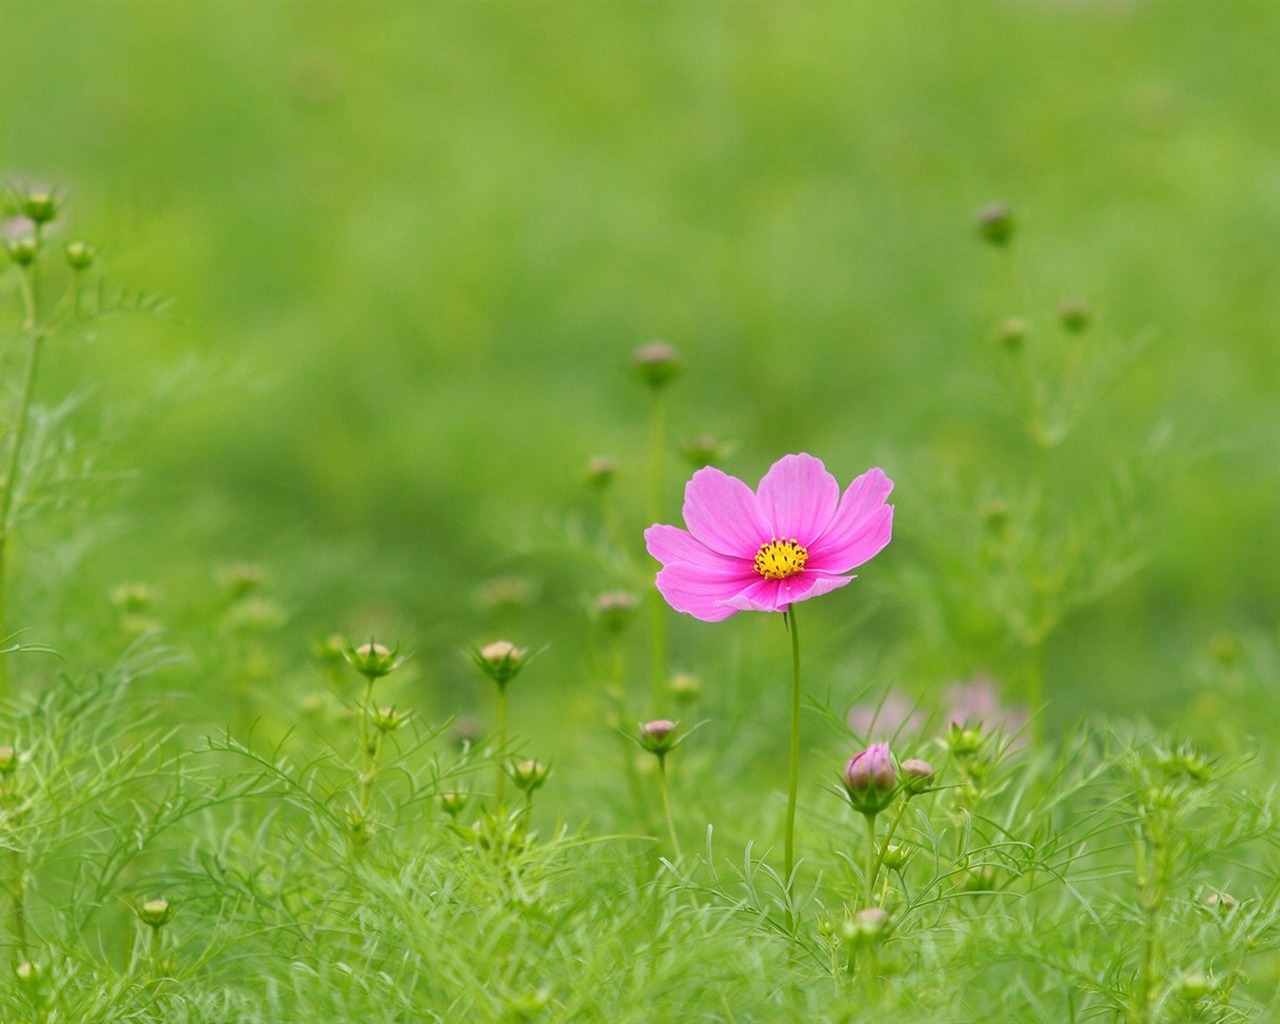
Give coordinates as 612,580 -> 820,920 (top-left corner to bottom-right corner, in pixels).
842,743 -> 897,814
995,317 -> 1028,352
214,562 -> 266,599
1176,970 -> 1213,1001
584,456 -> 617,491
976,202 -> 1014,246
632,341 -> 681,390
3,217 -> 37,265
881,844 -> 910,871
840,906 -> 891,947
668,671 -> 700,703
1203,891 -> 1237,914
1059,297 -> 1091,334
439,791 -> 469,817
20,189 -> 58,225
344,640 -> 404,681
137,898 -> 173,929
507,759 -> 549,793
945,722 -> 985,757
65,240 -> 96,270
900,758 -> 936,796
638,719 -> 679,756
14,961 -> 39,984
594,591 -> 638,633
681,435 -> 729,469
370,705 -> 408,732
473,641 -> 529,687
0,746 -> 16,775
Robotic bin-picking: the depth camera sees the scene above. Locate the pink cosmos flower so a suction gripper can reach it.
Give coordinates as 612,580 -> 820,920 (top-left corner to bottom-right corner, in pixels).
644,454 -> 893,622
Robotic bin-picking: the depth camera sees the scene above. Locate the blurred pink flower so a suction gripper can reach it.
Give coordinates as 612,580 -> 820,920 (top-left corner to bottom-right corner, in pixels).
847,690 -> 924,739
945,675 -> 1028,736
644,454 -> 893,622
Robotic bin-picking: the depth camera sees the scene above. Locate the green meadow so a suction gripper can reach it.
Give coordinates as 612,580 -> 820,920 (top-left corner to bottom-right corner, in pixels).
2,2 -> 1279,1020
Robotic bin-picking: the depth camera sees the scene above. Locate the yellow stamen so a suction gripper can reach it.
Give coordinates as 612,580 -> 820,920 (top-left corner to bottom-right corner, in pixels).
754,538 -> 808,580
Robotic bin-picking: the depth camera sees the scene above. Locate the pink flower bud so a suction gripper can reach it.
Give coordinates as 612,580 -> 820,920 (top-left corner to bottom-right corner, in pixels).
841,743 -> 897,815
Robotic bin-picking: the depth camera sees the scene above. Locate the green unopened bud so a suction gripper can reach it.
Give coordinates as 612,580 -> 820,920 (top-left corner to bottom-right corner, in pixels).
850,906 -> 891,945
439,791 -> 469,817
900,758 -> 936,796
473,641 -> 529,687
995,317 -> 1028,352
584,456 -> 617,491
507,758 -> 549,793
370,705 -> 408,732
1176,970 -> 1213,1001
0,746 -> 16,775
3,217 -> 38,265
214,562 -> 266,599
1059,297 -> 1091,334
20,190 -> 58,225
344,640 -> 404,681
137,898 -> 173,929
637,719 -> 679,756
595,591 -> 638,633
65,240 -> 96,270
632,341 -> 681,390
507,987 -> 551,1021
312,632 -> 347,666
881,844 -> 910,872
669,671 -> 700,703
946,722 -> 985,757
111,582 -> 153,613
681,435 -> 729,469
976,202 -> 1014,246
15,961 -> 39,984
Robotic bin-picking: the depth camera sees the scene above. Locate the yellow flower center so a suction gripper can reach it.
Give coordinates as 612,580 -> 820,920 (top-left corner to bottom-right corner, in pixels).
754,538 -> 809,580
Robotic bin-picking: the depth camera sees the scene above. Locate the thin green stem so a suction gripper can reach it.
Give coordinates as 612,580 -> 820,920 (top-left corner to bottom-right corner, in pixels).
0,264 -> 45,700
864,811 -> 879,908
783,604 -> 802,886
657,755 -> 682,859
868,799 -> 909,907
357,677 -> 378,816
647,390 -> 668,714
495,682 -> 508,807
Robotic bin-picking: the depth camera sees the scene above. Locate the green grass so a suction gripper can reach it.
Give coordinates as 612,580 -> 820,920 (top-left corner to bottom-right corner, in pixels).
2,2 -> 1280,1020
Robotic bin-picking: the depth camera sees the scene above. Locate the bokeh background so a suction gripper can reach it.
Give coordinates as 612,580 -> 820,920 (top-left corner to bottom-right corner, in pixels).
1,1 -> 1277,747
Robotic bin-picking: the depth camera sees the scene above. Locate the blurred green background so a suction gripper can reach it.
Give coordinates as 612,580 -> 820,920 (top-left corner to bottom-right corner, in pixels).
2,1 -> 1277,739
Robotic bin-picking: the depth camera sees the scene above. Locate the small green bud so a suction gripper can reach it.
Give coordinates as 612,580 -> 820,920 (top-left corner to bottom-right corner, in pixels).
584,456 -> 617,491
473,641 -> 529,687
1059,297 -> 1091,334
439,791 -> 469,817
0,746 -> 16,774
976,202 -> 1014,246
848,906 -> 891,945
1209,631 -> 1243,667
15,960 -> 39,984
982,497 -> 1012,536
946,722 -> 985,757
881,844 -> 910,872
344,640 -> 404,681
595,591 -> 639,633
1203,891 -> 1237,914
110,582 -> 153,613
900,758 -> 936,795
507,987 -> 551,1020
681,435 -> 730,469
214,562 -> 266,599
20,190 -> 59,225
312,632 -> 348,666
995,317 -> 1029,352
1176,970 -> 1213,1001
3,217 -> 38,265
632,341 -> 681,390
137,898 -> 173,929
65,240 -> 96,270
637,719 -> 679,756
668,671 -> 700,704
507,758 -> 549,794
370,705 -> 408,732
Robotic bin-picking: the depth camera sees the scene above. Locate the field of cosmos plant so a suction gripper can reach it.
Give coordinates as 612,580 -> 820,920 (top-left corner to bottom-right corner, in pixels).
3,2 -> 1280,1022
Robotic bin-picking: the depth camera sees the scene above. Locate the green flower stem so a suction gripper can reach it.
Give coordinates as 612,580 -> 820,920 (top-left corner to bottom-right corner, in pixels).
495,682 -> 508,807
864,811 -> 879,908
783,604 -> 802,887
656,754 -> 682,859
868,800 -> 909,907
0,264 -> 46,701
647,389 -> 668,714
357,677 -> 379,817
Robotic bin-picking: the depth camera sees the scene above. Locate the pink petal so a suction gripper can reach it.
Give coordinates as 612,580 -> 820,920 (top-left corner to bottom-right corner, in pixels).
756,453 -> 840,545
807,468 -> 894,573
644,524 -> 748,575
721,570 -> 853,613
681,466 -> 771,558
654,563 -> 756,621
